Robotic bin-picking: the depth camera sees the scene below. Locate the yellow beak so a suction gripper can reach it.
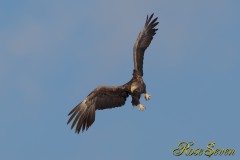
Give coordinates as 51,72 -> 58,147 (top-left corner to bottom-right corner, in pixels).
131,85 -> 138,93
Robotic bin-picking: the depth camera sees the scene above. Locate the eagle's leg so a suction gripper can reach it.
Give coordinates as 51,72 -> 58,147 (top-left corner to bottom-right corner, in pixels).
145,93 -> 151,101
131,95 -> 145,111
138,103 -> 145,111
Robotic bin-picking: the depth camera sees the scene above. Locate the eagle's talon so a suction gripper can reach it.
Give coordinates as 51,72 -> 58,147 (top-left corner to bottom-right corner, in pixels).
138,104 -> 145,111
145,93 -> 151,101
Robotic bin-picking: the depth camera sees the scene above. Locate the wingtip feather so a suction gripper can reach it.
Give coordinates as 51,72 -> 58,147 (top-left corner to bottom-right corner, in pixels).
147,13 -> 154,24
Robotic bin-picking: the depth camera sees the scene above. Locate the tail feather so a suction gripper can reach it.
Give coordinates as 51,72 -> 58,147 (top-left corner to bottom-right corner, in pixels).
131,95 -> 140,106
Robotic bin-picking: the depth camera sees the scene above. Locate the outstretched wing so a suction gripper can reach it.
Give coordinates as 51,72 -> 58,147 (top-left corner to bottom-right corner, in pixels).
67,86 -> 129,133
133,13 -> 159,76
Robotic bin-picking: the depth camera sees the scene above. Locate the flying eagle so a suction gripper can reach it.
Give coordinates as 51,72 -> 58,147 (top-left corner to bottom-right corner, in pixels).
67,13 -> 159,133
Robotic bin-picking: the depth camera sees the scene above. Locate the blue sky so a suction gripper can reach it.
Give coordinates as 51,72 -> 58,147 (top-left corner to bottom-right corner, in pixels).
1,0 -> 240,160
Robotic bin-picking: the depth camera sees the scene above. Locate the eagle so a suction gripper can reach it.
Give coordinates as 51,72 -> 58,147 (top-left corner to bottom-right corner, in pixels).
67,13 -> 159,133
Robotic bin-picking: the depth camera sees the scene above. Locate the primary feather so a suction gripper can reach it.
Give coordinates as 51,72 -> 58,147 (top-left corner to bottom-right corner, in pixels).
133,13 -> 158,76
67,86 -> 129,133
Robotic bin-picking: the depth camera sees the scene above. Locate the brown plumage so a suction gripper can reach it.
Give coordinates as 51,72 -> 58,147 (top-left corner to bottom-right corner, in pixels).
134,14 -> 159,76
67,13 -> 158,134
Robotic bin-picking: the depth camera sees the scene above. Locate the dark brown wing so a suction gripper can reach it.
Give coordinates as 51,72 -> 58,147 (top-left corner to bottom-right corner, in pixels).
133,13 -> 158,76
67,86 -> 129,134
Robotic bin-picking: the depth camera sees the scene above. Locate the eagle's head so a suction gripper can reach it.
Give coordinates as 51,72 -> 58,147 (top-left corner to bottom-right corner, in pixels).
130,82 -> 141,93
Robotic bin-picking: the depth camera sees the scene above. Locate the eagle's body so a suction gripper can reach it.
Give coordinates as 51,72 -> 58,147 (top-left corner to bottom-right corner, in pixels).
67,14 -> 159,133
